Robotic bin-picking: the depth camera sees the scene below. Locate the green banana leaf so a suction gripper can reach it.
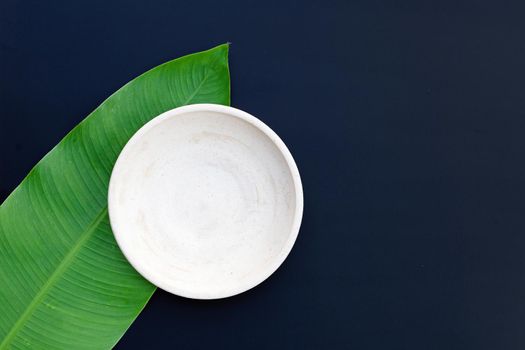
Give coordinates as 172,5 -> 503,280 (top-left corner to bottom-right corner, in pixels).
0,44 -> 230,349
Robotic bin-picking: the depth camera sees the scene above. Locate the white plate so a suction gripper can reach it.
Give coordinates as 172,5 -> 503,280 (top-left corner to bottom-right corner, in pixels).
108,104 -> 303,299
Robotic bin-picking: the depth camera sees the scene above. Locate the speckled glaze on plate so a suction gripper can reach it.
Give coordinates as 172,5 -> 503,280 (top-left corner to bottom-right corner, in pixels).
108,104 -> 303,299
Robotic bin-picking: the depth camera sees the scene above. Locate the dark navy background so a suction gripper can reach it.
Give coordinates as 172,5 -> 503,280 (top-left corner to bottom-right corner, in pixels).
2,1 -> 525,349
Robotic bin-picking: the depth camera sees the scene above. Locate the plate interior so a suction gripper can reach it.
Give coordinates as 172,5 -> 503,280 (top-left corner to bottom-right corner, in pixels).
109,107 -> 301,298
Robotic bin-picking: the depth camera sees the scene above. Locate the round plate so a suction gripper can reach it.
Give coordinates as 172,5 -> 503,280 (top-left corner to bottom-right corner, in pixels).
108,104 -> 303,299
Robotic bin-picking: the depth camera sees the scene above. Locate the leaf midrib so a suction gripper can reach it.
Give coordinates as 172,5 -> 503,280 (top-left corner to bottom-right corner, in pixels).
183,71 -> 209,105
0,207 -> 108,349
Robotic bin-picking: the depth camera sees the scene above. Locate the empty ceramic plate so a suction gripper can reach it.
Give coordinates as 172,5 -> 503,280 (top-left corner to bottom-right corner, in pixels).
108,104 -> 303,299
